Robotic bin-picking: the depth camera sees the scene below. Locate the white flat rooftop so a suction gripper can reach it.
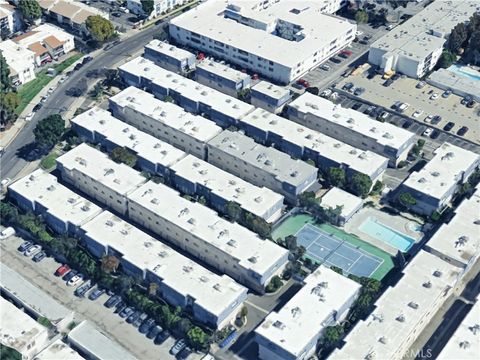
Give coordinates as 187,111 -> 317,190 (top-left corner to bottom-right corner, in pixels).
240,109 -> 388,178
128,181 -> 289,276
81,211 -> 247,317
56,143 -> 146,196
289,92 -> 415,151
71,107 -> 187,168
170,0 -> 355,67
171,154 -> 284,218
119,57 -> 254,121
251,81 -> 290,100
0,263 -> 74,327
197,59 -> 250,84
402,142 -> 480,200
35,339 -> 83,360
145,39 -> 195,61
437,299 -> 480,360
67,321 -> 137,360
208,130 -> 318,187
110,86 -> 222,143
330,250 -> 460,360
256,266 -> 360,358
321,187 -> 363,218
427,186 -> 480,268
8,169 -> 102,227
0,298 -> 47,356
371,0 -> 479,62
0,39 -> 35,73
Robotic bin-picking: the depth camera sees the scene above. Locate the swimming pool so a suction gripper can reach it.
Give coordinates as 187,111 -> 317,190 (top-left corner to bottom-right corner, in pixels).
359,217 -> 415,252
448,65 -> 480,82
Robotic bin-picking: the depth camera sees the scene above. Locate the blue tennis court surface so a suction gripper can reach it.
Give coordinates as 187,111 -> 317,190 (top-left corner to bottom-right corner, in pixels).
295,224 -> 383,277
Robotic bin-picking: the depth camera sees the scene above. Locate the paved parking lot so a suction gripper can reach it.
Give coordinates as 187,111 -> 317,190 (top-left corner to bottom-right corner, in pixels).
335,74 -> 480,146
88,0 -> 138,31
0,235 -> 204,360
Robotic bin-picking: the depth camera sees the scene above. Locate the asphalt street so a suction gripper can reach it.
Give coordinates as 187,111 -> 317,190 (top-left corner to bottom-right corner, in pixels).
0,22 -> 167,181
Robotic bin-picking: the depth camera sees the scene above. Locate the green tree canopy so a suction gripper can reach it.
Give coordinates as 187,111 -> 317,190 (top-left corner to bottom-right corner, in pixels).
437,50 -> 457,69
1,92 -> 19,113
18,0 -> 41,24
0,201 -> 19,226
355,10 -> 368,23
0,51 -> 11,92
447,23 -> 468,53
110,147 -> 137,167
322,325 -> 344,349
398,192 -> 417,208
86,15 -> 116,42
33,114 -> 65,149
226,201 -> 242,223
298,191 -> 317,208
186,326 -> 209,351
347,173 -> 372,198
285,235 -> 297,251
327,168 -> 346,188
142,0 -> 155,15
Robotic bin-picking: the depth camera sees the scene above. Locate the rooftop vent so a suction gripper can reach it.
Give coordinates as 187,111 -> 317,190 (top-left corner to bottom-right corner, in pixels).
68,197 -> 76,203
291,306 -> 301,318
106,220 -> 113,226
254,196 -> 263,203
433,270 -> 442,277
47,185 -> 55,191
423,281 -> 432,288
379,337 -> 387,344
81,205 -> 90,212
151,198 -> 159,205
187,218 -> 196,225
213,283 -> 222,292
396,314 -> 405,322
248,256 -> 258,263
183,265 -> 193,273
120,229 -> 128,235
199,276 -> 209,283
408,302 -> 419,309
227,239 -> 237,247
273,320 -> 286,329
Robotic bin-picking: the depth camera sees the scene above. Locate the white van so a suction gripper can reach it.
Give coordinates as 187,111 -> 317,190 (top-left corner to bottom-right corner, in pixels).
0,227 -> 16,240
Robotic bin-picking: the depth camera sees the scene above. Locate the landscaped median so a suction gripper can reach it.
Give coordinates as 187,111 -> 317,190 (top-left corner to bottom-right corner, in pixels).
15,52 -> 84,115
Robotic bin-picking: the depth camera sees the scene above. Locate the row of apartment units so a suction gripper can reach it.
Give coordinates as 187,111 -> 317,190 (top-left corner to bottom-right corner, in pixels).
7,169 -> 250,328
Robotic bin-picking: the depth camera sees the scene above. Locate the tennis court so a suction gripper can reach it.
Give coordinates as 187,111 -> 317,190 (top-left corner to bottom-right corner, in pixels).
295,223 -> 383,278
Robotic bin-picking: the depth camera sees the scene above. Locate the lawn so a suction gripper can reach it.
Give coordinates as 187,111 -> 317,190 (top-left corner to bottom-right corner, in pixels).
40,152 -> 58,170
15,52 -> 84,115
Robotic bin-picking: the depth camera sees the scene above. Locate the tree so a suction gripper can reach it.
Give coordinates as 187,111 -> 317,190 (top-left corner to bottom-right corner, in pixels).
370,180 -> 384,196
285,235 -> 297,251
1,92 -> 19,113
226,201 -> 242,223
174,318 -> 192,337
266,275 -> 283,293
0,52 -> 11,92
186,326 -> 209,351
244,212 -> 271,239
398,192 -> 416,208
327,168 -> 346,188
141,0 -> 155,15
321,325 -> 344,350
110,147 -> 137,167
355,10 -> 368,23
298,191 -> 317,208
347,173 -> 372,198
0,201 -> 19,226
464,30 -> 480,65
33,114 -> 65,150
240,306 -> 248,318
447,23 -> 468,53
101,255 -> 120,274
18,0 -> 41,24
437,50 -> 456,69
86,15 -> 116,42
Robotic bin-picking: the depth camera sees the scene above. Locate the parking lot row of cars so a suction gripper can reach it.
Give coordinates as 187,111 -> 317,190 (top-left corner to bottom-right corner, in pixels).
16,239 -> 193,360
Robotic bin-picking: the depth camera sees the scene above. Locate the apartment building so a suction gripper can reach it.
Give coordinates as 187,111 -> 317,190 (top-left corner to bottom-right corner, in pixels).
368,0 -> 479,78
119,56 -> 255,127
127,0 -> 186,18
0,39 -> 36,85
109,86 -> 222,160
7,169 -> 102,235
195,59 -> 251,98
13,23 -> 75,66
398,142 -> 480,216
239,108 -> 388,184
171,154 -> 284,223
56,144 -> 146,215
250,81 -> 292,114
168,0 -> 356,84
127,181 -> 289,292
0,298 -> 49,360
71,106 -> 186,177
320,187 -> 363,226
287,93 -> 416,166
0,1 -> 22,36
80,211 -> 248,328
330,250 -> 460,360
255,266 -> 361,360
35,340 -> 83,360
144,39 -> 196,74
207,130 -> 318,204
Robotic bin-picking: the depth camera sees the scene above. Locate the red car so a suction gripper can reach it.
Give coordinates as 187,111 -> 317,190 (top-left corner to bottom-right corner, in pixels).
296,79 -> 310,88
340,50 -> 353,57
55,264 -> 70,277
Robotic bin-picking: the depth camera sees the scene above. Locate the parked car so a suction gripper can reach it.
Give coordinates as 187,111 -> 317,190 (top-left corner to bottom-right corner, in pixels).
127,310 -> 142,324
32,251 -> 47,262
0,227 -> 16,240
424,115 -> 433,123
443,122 -> 455,131
47,86 -> 56,95
319,64 -> 330,71
378,111 -> 389,121
105,295 -> 122,308
430,93 -> 439,100
352,103 -> 362,110
58,75 -> 67,83
457,126 -> 469,136
88,288 -> 105,301
467,100 -> 476,108
67,273 -> 84,287
355,30 -> 363,36
383,79 -> 393,87
430,129 -> 440,139
461,95 -> 472,105
295,79 -> 310,88
154,330 -> 170,345
112,11 -> 121,17
397,102 -> 410,113
423,127 -> 434,137
342,82 -> 354,91
24,245 -> 42,257
82,56 -> 93,64
416,81 -> 426,89
63,269 -> 78,282
139,318 -> 156,334
402,120 -> 413,129
18,241 -> 33,252
339,50 -> 353,58
329,57 -> 341,64
147,325 -> 163,339
133,313 -> 148,328
442,89 -> 452,98
431,115 -> 442,125
75,280 -> 93,297
412,109 -> 423,118
33,103 -> 43,112
25,112 -> 35,122
55,264 -> 70,277
170,339 -> 187,355
73,63 -> 83,71
119,307 -> 135,318
354,87 -> 365,96
177,347 -> 192,360
320,89 -> 332,98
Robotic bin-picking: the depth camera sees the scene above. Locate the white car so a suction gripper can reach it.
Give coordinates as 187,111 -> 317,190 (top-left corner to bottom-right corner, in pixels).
59,75 -> 67,83
423,127 -> 434,137
67,274 -> 84,287
430,93 -> 439,100
24,245 -> 42,257
412,110 -> 423,118
0,227 -> 15,240
25,112 -> 35,121
1,178 -> 11,189
47,86 -> 56,94
397,103 -> 410,112
355,31 -> 363,36
424,115 -> 433,123
321,89 -> 332,98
